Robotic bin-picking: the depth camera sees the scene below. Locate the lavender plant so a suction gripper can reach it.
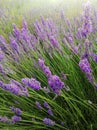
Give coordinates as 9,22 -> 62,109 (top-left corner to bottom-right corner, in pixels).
0,1 -> 97,130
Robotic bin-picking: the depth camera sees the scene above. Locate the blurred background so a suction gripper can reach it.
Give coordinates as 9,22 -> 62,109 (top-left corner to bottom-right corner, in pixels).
0,0 -> 97,37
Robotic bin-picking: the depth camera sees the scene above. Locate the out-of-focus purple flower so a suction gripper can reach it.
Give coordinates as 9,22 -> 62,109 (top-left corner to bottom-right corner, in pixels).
0,49 -> 4,61
90,53 -> 97,62
11,115 -> 21,123
0,80 -> 3,86
48,75 -> 64,94
13,24 -> 20,40
36,101 -> 42,109
66,33 -> 74,44
72,46 -> 78,54
0,116 -> 9,123
9,36 -> 19,54
10,107 -> 22,115
0,35 -> 8,51
22,78 -> 41,90
49,36 -> 59,48
0,64 -> 5,74
86,73 -> 93,83
15,108 -> 22,115
22,78 -> 30,86
76,28 -> 82,40
61,121 -> 64,126
34,18 -> 58,41
43,102 -> 50,108
43,118 -> 55,126
47,108 -> 53,116
81,1 -> 92,37
22,18 -> 28,30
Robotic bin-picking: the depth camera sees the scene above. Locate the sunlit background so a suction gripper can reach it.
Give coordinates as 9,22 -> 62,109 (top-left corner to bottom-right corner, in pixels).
0,0 -> 97,37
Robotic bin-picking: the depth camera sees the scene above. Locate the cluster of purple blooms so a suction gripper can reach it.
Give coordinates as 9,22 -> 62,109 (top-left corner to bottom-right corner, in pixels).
0,107 -> 22,124
22,77 -> 41,90
43,118 -> 55,126
78,1 -> 97,86
81,1 -> 92,37
0,115 -> 21,124
11,115 -> 21,124
38,58 -> 64,94
10,106 -> 22,116
43,101 -> 53,116
36,101 -> 43,109
36,101 -> 53,116
79,58 -> 93,83
10,107 -> 22,124
0,80 -> 28,96
34,17 -> 59,49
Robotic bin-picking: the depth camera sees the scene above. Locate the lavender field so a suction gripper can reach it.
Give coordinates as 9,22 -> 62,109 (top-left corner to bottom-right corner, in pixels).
0,0 -> 97,130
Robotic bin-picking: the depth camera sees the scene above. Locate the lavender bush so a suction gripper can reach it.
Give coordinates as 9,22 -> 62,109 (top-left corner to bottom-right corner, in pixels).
0,1 -> 97,130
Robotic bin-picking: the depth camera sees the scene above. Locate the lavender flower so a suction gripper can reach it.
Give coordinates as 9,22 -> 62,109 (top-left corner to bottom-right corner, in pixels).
48,75 -> 64,94
43,118 -> 55,126
0,80 -> 28,96
22,78 -> 41,90
11,115 -> 21,123
47,108 -> 53,116
0,116 -> 9,123
66,33 -> 74,44
0,35 -> 8,51
10,107 -> 22,115
90,53 -> 97,62
79,58 -> 92,73
36,101 -> 42,109
22,78 -> 30,86
13,24 -> 20,40
79,58 -> 93,82
81,1 -> 92,37
43,102 -> 50,108
38,58 -> 52,78
49,36 -> 59,48
9,36 -> 19,54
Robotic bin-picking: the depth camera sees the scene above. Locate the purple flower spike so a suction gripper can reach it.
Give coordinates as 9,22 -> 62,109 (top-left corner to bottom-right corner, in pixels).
81,1 -> 92,37
43,118 -> 55,126
79,58 -> 92,73
22,78 -> 41,90
79,58 -> 93,83
0,116 -> 9,123
43,102 -> 50,108
38,58 -> 52,78
11,115 -> 21,123
36,101 -> 42,109
0,80 -> 28,96
47,108 -> 53,116
48,75 -> 64,94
